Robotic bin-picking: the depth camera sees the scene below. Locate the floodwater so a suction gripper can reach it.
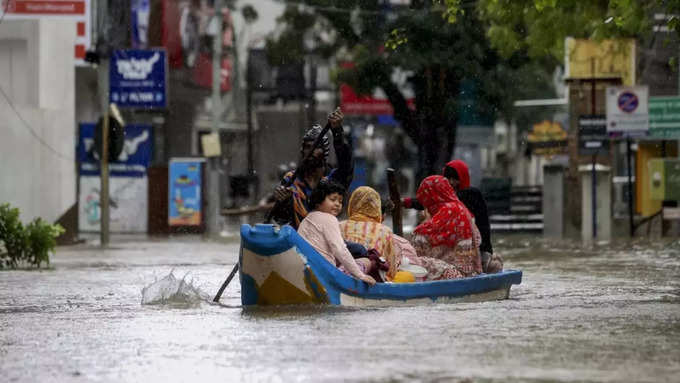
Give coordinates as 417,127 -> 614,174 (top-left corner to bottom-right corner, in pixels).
1,234 -> 679,382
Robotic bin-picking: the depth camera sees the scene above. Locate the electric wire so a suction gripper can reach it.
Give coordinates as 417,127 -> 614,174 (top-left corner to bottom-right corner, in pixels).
0,84 -> 75,162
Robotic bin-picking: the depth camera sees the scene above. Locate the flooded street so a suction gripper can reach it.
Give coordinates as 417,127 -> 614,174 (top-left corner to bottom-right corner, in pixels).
1,235 -> 679,382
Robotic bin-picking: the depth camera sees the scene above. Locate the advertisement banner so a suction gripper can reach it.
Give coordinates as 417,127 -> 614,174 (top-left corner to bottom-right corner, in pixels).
79,176 -> 148,233
110,49 -> 168,109
78,123 -> 152,177
161,0 -> 234,80
606,86 -> 649,135
0,0 -> 91,65
168,159 -> 204,227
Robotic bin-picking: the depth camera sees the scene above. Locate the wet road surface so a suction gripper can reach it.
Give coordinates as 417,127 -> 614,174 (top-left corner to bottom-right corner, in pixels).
1,234 -> 679,382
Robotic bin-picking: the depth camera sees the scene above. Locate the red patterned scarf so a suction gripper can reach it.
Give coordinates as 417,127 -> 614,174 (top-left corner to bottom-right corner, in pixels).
414,175 -> 474,248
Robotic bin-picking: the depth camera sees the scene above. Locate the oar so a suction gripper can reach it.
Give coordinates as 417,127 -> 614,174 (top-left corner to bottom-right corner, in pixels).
213,115 -> 334,303
212,262 -> 239,303
386,168 -> 403,236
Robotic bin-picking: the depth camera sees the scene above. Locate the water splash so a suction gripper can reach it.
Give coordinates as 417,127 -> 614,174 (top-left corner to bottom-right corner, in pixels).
141,271 -> 209,306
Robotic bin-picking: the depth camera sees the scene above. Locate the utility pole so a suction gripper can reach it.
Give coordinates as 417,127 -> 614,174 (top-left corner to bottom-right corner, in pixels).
590,58 -> 597,239
97,0 -> 110,247
207,0 -> 224,236
246,52 -> 254,176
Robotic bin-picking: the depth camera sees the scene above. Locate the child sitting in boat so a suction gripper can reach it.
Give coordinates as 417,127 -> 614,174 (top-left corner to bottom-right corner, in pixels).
411,175 -> 482,279
298,180 -> 376,285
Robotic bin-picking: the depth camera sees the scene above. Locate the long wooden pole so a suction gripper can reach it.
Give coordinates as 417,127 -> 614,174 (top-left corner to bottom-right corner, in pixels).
386,168 -> 403,236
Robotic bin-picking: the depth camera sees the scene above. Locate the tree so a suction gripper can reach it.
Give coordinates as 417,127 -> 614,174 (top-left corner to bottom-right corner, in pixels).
469,0 -> 679,61
267,1 -> 543,180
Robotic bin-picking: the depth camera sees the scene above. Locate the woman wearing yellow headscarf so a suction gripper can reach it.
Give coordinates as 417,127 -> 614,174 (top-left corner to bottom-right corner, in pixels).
339,186 -> 401,280
340,186 -> 466,282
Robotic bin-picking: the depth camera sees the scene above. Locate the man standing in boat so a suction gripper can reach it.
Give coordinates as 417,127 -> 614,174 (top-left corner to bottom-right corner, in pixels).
268,108 -> 354,229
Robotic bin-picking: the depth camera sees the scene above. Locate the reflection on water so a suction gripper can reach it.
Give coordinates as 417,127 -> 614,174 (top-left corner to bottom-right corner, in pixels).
1,235 -> 679,382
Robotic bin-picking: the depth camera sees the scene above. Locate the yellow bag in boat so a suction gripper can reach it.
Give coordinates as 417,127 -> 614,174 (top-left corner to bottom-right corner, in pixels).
392,271 -> 415,283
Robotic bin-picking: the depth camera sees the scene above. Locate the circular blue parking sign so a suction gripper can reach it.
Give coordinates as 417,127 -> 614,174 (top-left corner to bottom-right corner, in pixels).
617,91 -> 638,113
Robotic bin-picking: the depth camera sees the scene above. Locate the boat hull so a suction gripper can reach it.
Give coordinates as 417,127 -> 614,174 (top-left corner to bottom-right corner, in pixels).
239,224 -> 522,307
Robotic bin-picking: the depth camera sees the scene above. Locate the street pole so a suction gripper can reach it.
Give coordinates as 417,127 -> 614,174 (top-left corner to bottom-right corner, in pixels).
97,0 -> 110,247
246,52 -> 254,175
627,137 -> 634,237
590,58 -> 597,239
592,153 -> 597,238
207,0 -> 224,236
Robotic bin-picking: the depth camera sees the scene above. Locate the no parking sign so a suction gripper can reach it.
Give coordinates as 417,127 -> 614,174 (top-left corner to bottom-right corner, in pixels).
606,86 -> 649,135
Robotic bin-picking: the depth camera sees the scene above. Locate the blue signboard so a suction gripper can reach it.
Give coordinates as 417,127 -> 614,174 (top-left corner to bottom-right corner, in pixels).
78,123 -> 152,177
169,159 -> 204,227
110,49 -> 167,108
131,0 -> 150,49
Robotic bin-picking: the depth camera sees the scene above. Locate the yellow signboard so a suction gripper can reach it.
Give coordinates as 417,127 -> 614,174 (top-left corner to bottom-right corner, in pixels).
565,38 -> 636,86
527,120 -> 567,156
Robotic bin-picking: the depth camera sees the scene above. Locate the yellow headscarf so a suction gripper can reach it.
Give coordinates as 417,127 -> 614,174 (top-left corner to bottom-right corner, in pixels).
341,186 -> 401,279
347,186 -> 382,223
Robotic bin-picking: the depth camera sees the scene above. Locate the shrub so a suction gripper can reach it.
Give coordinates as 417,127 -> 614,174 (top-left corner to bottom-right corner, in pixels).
0,203 -> 64,269
0,204 -> 25,269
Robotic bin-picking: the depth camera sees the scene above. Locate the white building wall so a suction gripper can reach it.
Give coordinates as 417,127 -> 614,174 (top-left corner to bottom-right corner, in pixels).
0,19 -> 76,223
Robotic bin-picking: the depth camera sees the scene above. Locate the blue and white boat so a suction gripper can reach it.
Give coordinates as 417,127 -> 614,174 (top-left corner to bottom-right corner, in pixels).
239,224 -> 522,307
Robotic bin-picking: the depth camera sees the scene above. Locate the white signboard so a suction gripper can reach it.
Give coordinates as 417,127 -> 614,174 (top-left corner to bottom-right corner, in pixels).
0,0 -> 91,66
79,176 -> 148,233
606,86 -> 649,135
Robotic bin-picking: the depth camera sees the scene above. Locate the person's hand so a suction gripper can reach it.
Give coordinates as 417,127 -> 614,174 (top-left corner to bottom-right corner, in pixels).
327,107 -> 343,132
273,185 -> 292,202
481,251 -> 492,271
483,252 -> 504,274
360,273 -> 376,286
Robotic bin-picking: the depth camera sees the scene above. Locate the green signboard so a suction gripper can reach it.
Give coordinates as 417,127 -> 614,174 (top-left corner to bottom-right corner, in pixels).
649,96 -> 680,138
649,159 -> 680,201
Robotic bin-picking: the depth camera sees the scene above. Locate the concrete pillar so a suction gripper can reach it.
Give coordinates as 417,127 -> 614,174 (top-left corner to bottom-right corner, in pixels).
543,165 -> 564,238
580,164 -> 612,241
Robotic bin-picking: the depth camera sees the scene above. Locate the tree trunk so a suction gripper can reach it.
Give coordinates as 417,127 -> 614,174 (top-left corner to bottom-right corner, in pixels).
375,64 -> 459,184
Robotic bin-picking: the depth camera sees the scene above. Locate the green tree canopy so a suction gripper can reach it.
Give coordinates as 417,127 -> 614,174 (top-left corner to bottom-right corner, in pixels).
466,0 -> 680,61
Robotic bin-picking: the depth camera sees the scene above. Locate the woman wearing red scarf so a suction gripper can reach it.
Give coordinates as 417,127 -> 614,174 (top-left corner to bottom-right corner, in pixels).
412,175 -> 482,278
403,159 -> 503,274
